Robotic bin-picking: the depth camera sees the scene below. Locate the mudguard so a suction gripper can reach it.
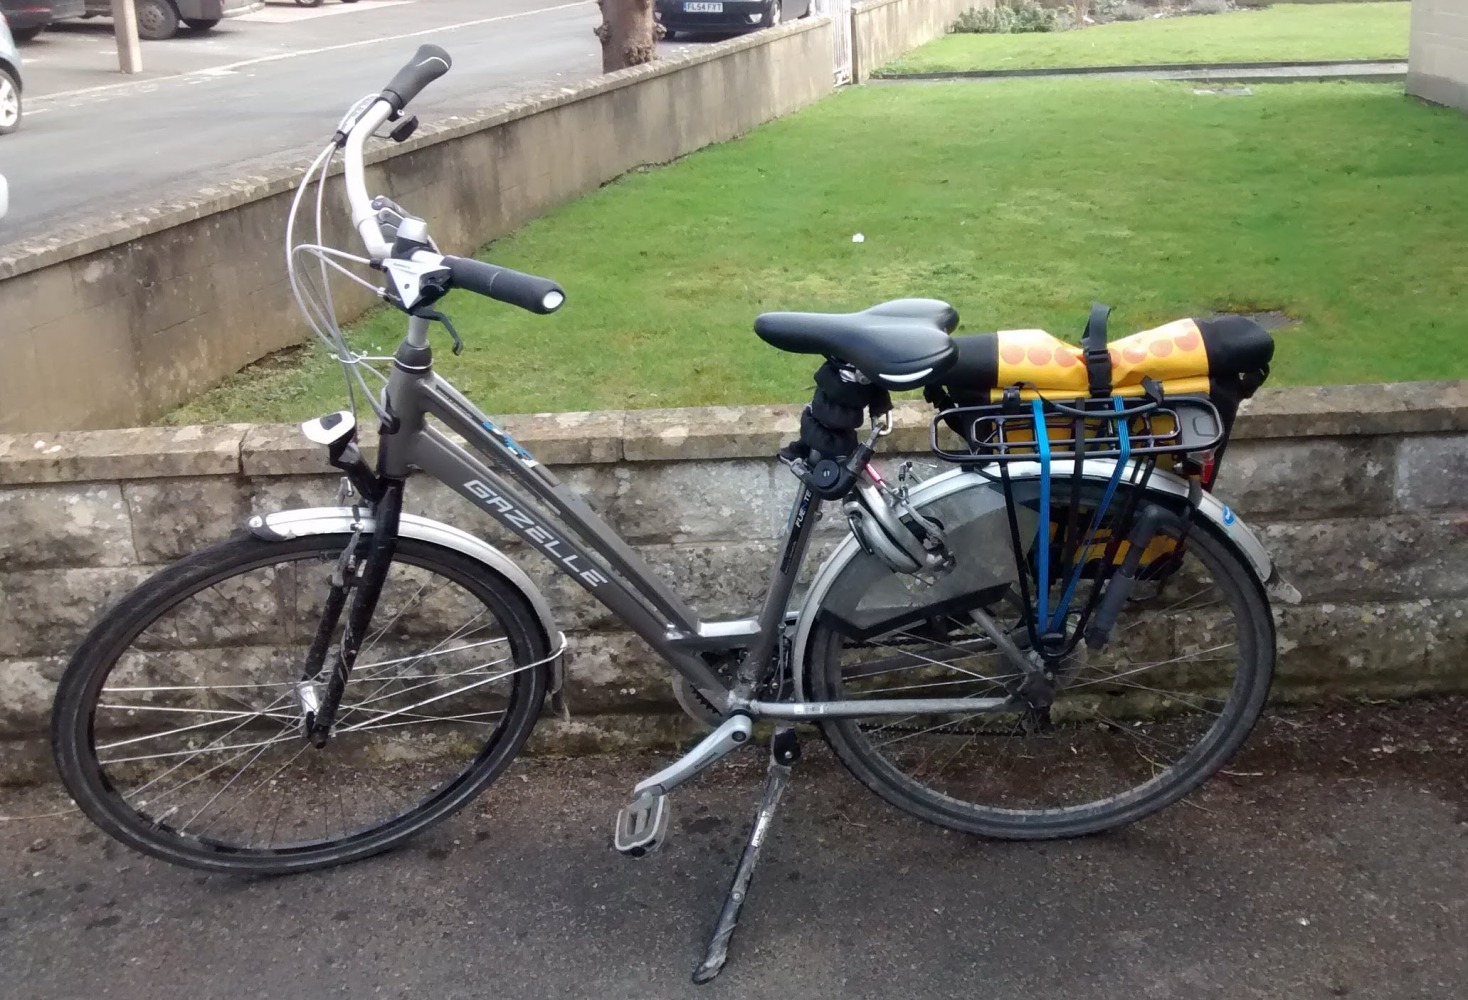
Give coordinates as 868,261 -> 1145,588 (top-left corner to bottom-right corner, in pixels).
789,463 -> 1297,696
247,507 -> 565,699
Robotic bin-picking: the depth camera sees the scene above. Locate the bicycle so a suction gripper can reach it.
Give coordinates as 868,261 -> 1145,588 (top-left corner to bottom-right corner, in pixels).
50,45 -> 1301,983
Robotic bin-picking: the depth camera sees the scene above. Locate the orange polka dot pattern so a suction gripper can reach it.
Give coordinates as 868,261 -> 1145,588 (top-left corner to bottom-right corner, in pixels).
990,319 -> 1211,399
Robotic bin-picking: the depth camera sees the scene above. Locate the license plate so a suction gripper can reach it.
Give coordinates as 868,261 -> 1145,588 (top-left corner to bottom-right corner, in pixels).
684,2 -> 723,11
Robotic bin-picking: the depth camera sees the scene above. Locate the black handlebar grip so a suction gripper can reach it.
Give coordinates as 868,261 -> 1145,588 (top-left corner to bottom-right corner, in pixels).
381,45 -> 453,112
445,256 -> 566,315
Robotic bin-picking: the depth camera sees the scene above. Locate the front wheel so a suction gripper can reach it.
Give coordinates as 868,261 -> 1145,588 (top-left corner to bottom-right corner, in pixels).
51,533 -> 549,875
811,499 -> 1274,840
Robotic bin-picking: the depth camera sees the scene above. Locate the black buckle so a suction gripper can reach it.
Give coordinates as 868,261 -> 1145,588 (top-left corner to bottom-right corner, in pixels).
1082,302 -> 1113,399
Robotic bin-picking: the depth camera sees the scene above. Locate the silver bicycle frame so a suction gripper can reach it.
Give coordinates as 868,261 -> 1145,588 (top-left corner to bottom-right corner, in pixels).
370,318 -> 1012,721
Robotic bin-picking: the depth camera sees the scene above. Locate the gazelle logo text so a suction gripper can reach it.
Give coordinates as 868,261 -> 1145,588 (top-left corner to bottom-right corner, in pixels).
463,479 -> 609,587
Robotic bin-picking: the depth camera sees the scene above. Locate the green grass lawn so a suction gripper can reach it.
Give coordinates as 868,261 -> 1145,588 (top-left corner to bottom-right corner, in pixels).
882,2 -> 1410,75
171,78 -> 1468,426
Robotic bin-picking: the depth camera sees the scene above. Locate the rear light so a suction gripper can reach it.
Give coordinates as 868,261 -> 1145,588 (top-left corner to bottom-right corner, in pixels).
1193,449 -> 1217,485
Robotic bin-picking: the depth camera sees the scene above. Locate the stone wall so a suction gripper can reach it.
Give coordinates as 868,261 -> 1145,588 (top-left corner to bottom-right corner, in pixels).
851,0 -> 992,82
2,384 -> 1466,774
0,22 -> 836,435
1409,0 -> 1468,111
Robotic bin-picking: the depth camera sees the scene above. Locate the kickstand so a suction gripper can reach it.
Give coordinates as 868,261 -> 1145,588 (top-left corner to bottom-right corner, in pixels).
691,726 -> 800,985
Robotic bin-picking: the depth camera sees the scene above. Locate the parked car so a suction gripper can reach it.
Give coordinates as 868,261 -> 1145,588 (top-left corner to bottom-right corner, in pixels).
1,0 -> 84,42
79,0 -> 263,41
0,10 -> 21,135
654,0 -> 811,39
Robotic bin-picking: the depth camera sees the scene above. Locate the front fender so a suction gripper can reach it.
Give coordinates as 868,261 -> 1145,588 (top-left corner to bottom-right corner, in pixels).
247,507 -> 565,698
789,463 -> 1295,697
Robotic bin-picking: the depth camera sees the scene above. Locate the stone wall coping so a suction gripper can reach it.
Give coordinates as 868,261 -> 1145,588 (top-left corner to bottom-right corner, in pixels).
0,20 -> 827,283
0,381 -> 1464,485
1234,380 -> 1468,439
851,0 -> 911,13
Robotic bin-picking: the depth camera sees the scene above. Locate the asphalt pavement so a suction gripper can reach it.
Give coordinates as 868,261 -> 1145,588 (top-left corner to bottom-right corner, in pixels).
2,697 -> 1466,999
0,0 -> 693,251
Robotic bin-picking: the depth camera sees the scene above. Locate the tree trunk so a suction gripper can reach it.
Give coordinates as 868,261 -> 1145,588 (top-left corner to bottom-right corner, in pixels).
595,0 -> 662,73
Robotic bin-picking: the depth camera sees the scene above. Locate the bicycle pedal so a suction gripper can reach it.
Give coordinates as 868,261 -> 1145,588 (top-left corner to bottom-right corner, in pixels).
613,791 -> 670,857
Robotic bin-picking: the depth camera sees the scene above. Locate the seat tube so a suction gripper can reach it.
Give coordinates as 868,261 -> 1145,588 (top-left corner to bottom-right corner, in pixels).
742,483 -> 820,681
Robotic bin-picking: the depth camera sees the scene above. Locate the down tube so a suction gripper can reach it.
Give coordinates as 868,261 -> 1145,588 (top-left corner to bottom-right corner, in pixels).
422,375 -> 702,630
409,429 -> 730,697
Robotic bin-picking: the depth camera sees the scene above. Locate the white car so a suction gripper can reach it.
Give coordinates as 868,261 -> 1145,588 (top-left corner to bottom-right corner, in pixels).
0,172 -> 8,219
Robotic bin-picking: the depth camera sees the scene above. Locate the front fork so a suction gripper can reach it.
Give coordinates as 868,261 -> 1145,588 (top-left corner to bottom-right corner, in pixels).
300,480 -> 405,747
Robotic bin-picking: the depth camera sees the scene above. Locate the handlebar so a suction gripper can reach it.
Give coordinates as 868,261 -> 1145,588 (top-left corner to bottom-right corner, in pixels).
443,256 -> 566,314
380,45 -> 452,112
344,45 -> 454,258
336,47 -> 565,316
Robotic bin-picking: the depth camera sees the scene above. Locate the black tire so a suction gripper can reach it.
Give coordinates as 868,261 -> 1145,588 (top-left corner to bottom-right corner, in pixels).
182,18 -> 220,30
135,0 -> 180,40
811,504 -> 1274,841
10,26 -> 43,43
51,532 -> 549,875
0,68 -> 21,136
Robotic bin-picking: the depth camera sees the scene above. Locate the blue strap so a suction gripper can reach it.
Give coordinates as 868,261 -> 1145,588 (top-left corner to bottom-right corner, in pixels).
1032,399 -> 1051,630
1047,397 -> 1132,633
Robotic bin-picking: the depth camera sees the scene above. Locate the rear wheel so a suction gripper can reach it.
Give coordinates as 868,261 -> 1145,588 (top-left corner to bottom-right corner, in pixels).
10,26 -> 43,43
811,499 -> 1274,840
0,69 -> 21,135
51,533 -> 549,875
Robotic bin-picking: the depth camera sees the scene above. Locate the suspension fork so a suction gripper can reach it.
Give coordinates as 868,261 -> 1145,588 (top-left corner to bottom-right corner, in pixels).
303,480 -> 405,747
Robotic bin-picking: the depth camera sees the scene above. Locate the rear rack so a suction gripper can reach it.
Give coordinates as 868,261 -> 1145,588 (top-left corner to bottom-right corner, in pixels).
929,393 -> 1225,465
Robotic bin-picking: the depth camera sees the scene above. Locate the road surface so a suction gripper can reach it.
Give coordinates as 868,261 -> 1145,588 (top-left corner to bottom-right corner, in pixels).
2,698 -> 1466,999
0,0 -> 691,251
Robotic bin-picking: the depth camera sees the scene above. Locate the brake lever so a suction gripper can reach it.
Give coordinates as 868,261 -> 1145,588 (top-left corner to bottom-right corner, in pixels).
389,116 -> 419,143
413,308 -> 464,355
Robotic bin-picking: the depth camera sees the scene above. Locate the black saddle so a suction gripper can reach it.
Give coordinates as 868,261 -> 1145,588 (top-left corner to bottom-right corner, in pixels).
754,298 -> 960,390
